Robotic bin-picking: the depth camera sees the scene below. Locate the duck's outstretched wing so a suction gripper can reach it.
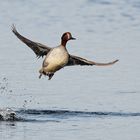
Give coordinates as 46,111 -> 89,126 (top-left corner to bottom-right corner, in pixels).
12,25 -> 51,58
66,55 -> 118,66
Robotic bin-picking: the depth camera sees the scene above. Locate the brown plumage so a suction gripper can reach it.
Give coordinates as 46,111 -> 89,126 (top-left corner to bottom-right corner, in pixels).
12,25 -> 118,80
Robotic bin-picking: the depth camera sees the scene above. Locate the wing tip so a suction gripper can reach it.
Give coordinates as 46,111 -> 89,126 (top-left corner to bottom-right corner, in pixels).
113,59 -> 119,64
11,24 -> 17,34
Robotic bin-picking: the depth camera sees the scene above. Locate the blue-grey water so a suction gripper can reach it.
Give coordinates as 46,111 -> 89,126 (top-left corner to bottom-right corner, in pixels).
0,0 -> 140,139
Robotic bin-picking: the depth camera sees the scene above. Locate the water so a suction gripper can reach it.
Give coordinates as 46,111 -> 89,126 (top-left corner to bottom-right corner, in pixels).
0,0 -> 140,139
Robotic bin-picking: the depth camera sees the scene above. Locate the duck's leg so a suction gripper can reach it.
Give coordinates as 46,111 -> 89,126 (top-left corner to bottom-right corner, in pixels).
39,73 -> 42,79
39,68 -> 47,79
48,73 -> 54,80
39,69 -> 43,79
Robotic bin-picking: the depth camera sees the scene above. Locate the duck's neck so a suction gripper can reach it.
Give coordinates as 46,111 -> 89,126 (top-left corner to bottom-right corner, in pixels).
61,39 -> 67,47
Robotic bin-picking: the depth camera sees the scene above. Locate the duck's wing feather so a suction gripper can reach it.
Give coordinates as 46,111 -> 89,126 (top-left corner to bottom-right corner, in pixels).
66,55 -> 119,66
12,25 -> 51,58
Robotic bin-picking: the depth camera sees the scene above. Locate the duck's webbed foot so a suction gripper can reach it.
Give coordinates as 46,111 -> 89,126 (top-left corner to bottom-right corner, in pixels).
48,73 -> 54,80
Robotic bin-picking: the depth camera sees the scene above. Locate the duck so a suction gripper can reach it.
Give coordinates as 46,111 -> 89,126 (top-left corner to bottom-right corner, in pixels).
12,25 -> 118,80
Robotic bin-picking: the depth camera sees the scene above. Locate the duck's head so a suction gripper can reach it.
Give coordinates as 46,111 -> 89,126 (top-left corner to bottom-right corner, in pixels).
61,32 -> 76,46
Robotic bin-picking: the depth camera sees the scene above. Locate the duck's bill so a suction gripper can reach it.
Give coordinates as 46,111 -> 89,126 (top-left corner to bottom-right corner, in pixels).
70,37 -> 76,40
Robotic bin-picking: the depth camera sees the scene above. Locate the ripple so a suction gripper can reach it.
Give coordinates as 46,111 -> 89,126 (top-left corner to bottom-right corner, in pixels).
88,0 -> 112,5
17,109 -> 140,116
16,109 -> 140,121
1,108 -> 140,122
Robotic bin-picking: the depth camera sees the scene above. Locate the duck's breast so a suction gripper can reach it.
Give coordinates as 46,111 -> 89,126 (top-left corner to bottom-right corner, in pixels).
43,47 -> 69,72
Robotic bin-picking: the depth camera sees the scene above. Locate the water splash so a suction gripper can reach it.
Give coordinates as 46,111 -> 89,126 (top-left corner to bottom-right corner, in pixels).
0,77 -> 12,94
0,108 -> 18,121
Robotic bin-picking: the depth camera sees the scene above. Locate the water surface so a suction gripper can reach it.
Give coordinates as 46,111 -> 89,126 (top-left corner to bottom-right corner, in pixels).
0,0 -> 140,140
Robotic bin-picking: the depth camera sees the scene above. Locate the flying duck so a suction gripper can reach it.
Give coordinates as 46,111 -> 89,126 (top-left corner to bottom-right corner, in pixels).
12,25 -> 118,80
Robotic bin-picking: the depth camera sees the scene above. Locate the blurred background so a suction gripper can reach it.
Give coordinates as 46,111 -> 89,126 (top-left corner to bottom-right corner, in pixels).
0,0 -> 140,140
